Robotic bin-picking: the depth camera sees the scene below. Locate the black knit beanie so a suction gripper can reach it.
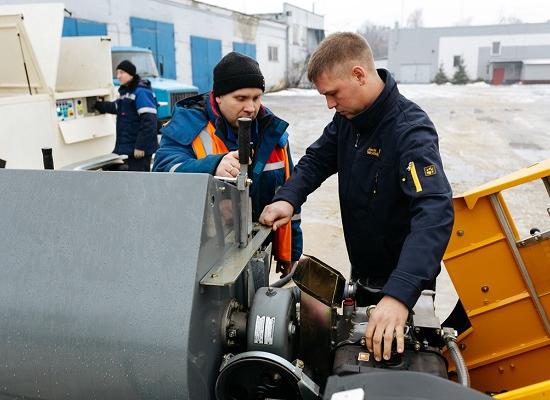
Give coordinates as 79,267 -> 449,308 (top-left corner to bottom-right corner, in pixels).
116,60 -> 136,76
213,52 -> 265,96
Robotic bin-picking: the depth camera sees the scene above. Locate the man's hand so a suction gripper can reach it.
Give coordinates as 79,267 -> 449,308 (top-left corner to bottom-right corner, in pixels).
215,151 -> 241,178
93,99 -> 105,113
276,260 -> 297,278
365,295 -> 409,362
259,201 -> 294,231
134,149 -> 145,159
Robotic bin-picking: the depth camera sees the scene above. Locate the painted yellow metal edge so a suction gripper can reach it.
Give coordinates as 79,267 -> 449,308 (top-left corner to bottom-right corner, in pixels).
494,379 -> 550,399
456,159 -> 550,210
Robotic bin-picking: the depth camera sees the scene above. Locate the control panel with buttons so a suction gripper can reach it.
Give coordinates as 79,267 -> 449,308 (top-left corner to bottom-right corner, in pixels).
56,96 -> 103,121
56,99 -> 76,120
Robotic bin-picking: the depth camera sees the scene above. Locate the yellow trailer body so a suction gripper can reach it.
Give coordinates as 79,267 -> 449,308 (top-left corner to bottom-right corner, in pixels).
444,159 -> 550,394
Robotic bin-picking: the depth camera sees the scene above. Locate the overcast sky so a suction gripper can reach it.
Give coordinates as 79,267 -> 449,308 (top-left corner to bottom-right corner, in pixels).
200,0 -> 550,32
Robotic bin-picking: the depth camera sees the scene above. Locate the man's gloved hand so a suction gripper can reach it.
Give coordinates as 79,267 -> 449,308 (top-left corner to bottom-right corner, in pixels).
93,99 -> 105,113
134,149 -> 145,159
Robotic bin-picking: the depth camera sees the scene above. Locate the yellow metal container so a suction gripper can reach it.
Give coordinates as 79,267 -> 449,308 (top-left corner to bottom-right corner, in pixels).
443,159 -> 550,394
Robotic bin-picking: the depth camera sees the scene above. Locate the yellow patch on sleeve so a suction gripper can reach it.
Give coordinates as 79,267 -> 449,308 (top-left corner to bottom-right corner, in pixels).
424,165 -> 437,176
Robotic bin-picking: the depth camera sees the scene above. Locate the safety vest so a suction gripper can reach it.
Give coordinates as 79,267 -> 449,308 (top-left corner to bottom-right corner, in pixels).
191,121 -> 293,262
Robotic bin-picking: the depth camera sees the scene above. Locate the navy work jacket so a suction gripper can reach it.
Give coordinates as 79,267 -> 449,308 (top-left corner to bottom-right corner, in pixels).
273,69 -> 454,309
96,77 -> 159,156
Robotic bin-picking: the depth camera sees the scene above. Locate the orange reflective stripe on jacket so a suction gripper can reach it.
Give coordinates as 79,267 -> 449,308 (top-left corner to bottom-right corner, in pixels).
273,144 -> 293,263
191,122 -> 228,159
192,123 -> 293,262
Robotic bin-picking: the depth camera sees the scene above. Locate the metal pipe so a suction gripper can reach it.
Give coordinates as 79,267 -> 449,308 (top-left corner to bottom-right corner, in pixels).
41,148 -> 54,170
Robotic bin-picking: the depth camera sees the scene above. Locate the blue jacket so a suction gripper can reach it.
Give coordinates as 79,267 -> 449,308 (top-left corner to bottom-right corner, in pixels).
153,93 -> 303,262
273,70 -> 454,309
96,76 -> 159,156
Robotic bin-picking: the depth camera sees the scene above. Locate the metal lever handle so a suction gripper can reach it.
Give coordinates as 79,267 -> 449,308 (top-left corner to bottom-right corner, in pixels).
237,117 -> 252,169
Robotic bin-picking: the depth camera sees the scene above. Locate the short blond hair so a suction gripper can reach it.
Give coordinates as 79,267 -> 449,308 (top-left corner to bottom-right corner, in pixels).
307,32 -> 376,82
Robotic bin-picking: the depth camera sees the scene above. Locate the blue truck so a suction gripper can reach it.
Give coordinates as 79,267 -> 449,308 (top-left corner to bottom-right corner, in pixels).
111,46 -> 198,123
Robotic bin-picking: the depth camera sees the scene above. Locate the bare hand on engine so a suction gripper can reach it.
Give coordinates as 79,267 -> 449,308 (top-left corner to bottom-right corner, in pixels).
365,295 -> 409,362
259,200 -> 294,231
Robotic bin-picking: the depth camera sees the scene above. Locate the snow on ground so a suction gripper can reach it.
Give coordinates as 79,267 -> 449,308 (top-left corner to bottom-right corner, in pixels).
267,88 -> 320,97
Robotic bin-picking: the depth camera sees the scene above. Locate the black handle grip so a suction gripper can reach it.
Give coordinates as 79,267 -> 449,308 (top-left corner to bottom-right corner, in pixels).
41,148 -> 54,170
237,117 -> 252,165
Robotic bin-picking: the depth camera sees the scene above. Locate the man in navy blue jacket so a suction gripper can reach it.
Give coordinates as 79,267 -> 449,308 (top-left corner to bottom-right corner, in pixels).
95,60 -> 158,171
260,33 -> 454,362
153,52 -> 302,274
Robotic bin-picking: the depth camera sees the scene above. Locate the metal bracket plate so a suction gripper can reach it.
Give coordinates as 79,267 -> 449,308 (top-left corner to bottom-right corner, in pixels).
200,224 -> 272,287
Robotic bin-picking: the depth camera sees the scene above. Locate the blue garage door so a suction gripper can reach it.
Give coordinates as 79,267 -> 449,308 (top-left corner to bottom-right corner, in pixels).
233,42 -> 256,60
62,17 -> 107,37
191,36 -> 222,93
130,17 -> 176,79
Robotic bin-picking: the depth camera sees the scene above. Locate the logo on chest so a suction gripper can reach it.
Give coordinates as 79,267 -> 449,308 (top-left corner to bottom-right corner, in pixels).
366,147 -> 381,158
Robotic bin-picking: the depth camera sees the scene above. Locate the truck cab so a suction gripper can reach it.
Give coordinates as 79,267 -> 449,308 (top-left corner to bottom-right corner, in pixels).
111,46 -> 197,123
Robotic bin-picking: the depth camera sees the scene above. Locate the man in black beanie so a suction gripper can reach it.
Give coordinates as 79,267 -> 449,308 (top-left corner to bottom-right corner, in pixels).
153,52 -> 302,276
95,59 -> 158,171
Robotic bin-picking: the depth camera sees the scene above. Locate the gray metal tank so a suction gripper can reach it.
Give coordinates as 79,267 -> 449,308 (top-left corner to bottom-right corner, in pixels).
0,169 -> 268,399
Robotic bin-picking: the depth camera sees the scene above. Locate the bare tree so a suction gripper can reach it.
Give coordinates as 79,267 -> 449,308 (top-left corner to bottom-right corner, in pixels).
498,16 -> 523,24
357,21 -> 390,59
406,8 -> 424,28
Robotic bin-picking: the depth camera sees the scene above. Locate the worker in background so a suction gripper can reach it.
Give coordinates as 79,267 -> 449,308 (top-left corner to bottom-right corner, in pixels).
153,52 -> 303,276
95,60 -> 158,171
260,33 -> 454,362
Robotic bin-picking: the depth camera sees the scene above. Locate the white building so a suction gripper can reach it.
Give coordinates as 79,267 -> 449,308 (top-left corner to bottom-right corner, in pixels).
4,0 -> 324,91
388,22 -> 550,84
256,3 -> 325,87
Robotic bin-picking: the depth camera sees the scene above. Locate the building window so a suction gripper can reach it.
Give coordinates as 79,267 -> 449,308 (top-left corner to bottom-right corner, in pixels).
268,46 -> 279,62
491,41 -> 501,55
453,55 -> 461,67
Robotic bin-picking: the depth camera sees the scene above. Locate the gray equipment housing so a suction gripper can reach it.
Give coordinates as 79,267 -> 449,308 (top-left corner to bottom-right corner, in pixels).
0,169 -> 270,399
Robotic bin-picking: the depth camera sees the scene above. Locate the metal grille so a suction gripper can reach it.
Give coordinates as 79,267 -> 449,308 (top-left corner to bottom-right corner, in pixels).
171,91 -> 198,106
